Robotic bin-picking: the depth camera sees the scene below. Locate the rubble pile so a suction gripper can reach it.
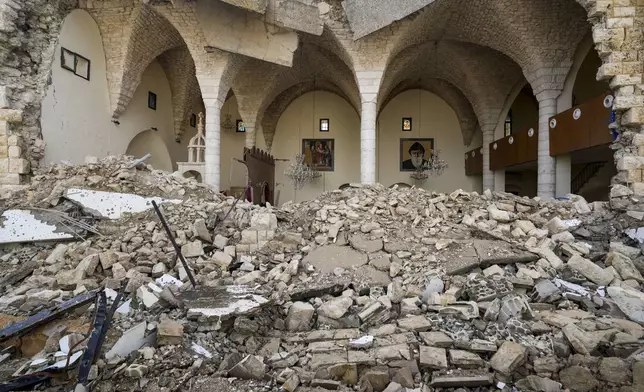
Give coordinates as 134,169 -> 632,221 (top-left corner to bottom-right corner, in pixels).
0,156 -> 643,392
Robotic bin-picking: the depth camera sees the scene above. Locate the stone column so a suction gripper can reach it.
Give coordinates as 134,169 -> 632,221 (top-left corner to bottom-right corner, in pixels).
494,170 -> 505,193
360,100 -> 377,184
356,70 -> 383,185
537,91 -> 558,199
243,119 -> 257,149
204,98 -> 223,192
555,96 -> 572,198
481,127 -> 495,192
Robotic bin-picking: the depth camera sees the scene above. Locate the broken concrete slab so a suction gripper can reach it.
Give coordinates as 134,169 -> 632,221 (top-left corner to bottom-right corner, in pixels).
303,245 -> 368,274
105,321 -> 151,360
0,209 -> 76,244
474,240 -> 538,266
183,286 -> 269,320
64,188 -> 181,219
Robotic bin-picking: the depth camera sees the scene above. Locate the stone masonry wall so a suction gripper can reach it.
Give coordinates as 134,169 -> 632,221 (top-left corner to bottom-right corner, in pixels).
0,0 -> 75,186
582,0 -> 644,211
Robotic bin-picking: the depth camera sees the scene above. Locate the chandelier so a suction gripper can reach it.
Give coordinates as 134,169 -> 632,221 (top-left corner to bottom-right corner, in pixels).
284,153 -> 321,190
410,149 -> 449,182
221,113 -> 235,133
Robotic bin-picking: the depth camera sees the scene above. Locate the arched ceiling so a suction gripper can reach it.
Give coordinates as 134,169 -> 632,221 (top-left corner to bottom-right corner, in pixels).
380,78 -> 480,146
380,40 -> 524,128
261,80 -> 356,150
232,40 -> 360,130
388,0 -> 590,79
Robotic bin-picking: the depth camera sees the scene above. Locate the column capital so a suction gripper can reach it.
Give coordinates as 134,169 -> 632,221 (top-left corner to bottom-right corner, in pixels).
203,97 -> 224,110
535,89 -> 562,103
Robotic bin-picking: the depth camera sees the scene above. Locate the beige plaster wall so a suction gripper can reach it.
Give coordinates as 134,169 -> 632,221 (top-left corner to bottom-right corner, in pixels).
271,91 -> 361,206
377,90 -> 480,193
41,10 -> 194,171
220,96 -> 248,192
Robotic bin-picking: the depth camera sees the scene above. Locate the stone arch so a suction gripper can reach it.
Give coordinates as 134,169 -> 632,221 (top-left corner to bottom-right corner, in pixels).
232,41 -> 360,149
125,129 -> 173,172
182,170 -> 203,183
262,81 -> 358,151
379,78 -> 480,146
379,39 -> 524,129
109,4 -> 186,118
387,0 -> 591,94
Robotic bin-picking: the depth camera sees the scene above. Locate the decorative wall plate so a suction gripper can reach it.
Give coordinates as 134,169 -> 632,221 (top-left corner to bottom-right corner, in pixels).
550,119 -> 557,129
573,108 -> 581,120
528,128 -> 534,137
603,95 -> 614,108
508,136 -> 514,145
493,143 -> 498,150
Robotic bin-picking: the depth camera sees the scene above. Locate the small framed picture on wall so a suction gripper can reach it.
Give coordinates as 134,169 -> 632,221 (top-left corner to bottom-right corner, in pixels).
148,92 -> 157,110
190,113 -> 197,128
236,119 -> 246,133
320,118 -> 330,132
402,117 -> 412,131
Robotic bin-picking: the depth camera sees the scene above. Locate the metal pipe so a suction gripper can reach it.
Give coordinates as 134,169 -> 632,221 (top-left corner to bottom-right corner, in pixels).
151,201 -> 197,288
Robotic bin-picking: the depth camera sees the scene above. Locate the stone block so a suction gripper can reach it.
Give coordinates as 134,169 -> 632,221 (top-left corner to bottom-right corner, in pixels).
8,158 -> 28,174
250,213 -> 277,230
0,109 -> 22,123
568,255 -> 614,285
7,145 -> 19,158
0,121 -> 7,136
0,158 -> 8,172
419,346 -> 447,369
241,229 -> 258,244
419,331 -> 453,348
0,86 -> 8,109
286,302 -> 314,331
397,315 -> 431,332
489,341 -> 526,376
157,318 -> 183,346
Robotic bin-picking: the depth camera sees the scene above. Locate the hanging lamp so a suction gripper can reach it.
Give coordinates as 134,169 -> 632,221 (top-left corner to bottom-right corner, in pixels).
284,47 -> 320,189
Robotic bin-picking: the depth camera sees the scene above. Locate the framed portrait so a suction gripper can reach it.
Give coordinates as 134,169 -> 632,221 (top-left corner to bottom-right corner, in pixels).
402,117 -> 412,132
302,139 -> 334,171
148,92 -> 157,110
190,113 -> 197,128
320,118 -> 330,132
400,138 -> 434,172
236,119 -> 246,133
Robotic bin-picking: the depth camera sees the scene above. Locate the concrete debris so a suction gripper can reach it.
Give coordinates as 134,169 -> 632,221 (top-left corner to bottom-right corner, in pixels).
0,156 -> 639,391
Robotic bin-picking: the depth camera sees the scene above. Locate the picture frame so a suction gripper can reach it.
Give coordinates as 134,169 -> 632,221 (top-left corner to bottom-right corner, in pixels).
319,118 -> 330,132
400,138 -> 434,172
236,119 -> 246,133
148,92 -> 157,110
402,117 -> 412,132
301,138 -> 334,172
190,113 -> 197,128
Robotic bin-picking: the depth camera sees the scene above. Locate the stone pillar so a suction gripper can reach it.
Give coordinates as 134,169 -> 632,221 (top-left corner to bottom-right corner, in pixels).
204,98 -> 222,192
555,93 -> 572,198
536,91 -> 558,199
360,100 -> 377,184
481,127 -> 494,192
356,70 -> 383,185
556,154 -> 571,197
494,170 -> 505,193
243,119 -> 257,149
